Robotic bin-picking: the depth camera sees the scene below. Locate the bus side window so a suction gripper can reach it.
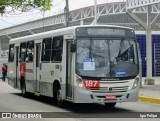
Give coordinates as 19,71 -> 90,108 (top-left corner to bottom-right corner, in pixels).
41,38 -> 52,62
20,42 -> 27,62
26,41 -> 34,62
51,36 -> 63,62
9,44 -> 14,62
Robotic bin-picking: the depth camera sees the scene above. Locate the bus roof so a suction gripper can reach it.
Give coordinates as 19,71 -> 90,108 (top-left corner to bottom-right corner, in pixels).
9,25 -> 134,44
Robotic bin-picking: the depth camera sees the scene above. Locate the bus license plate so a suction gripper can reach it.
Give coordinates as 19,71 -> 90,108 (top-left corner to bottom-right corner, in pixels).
105,95 -> 116,100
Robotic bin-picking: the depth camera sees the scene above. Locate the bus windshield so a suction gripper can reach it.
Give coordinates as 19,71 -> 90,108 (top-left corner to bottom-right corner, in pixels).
76,38 -> 139,78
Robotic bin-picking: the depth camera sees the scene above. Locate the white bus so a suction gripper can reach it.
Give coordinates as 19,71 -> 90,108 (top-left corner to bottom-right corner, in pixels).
8,25 -> 140,108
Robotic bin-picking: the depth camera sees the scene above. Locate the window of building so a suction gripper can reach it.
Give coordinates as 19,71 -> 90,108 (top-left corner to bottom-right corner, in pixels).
51,36 -> 63,62
9,44 -> 14,62
26,41 -> 34,62
41,38 -> 52,62
20,42 -> 27,62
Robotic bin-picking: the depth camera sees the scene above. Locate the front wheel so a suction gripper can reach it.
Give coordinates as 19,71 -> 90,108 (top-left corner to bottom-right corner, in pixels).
55,87 -> 65,107
105,103 -> 116,109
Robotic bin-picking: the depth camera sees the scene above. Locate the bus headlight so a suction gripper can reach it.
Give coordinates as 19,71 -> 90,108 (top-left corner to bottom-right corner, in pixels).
132,77 -> 139,89
76,76 -> 85,88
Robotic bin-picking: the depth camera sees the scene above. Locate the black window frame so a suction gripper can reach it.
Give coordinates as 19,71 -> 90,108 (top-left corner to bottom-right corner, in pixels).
8,44 -> 14,62
19,42 -> 27,62
41,37 -> 52,62
51,36 -> 63,63
26,41 -> 34,63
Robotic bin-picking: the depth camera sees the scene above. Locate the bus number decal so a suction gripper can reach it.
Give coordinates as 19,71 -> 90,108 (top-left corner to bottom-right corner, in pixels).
83,80 -> 100,90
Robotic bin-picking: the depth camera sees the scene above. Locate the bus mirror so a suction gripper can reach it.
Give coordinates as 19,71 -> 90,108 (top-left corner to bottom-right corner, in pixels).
70,43 -> 76,52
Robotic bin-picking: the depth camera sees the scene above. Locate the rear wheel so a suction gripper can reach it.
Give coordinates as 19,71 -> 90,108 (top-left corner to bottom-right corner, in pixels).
105,103 -> 116,109
57,88 -> 63,106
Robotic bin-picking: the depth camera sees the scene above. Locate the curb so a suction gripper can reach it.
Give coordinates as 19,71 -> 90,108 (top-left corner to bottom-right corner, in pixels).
138,96 -> 160,104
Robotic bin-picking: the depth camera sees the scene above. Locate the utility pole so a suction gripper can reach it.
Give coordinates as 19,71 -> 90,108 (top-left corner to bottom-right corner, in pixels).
65,0 -> 69,27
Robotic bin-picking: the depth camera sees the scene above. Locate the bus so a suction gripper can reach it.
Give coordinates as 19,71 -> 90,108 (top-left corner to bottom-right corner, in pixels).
7,25 -> 140,108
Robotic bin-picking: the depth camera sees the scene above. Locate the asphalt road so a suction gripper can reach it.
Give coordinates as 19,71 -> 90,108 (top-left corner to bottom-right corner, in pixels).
0,80 -> 160,121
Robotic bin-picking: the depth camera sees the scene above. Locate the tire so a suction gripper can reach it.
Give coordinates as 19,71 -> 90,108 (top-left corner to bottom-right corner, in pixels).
21,80 -> 28,97
105,103 -> 116,109
55,87 -> 65,107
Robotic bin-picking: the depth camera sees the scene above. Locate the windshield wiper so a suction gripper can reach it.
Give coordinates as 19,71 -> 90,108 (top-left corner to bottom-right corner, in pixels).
107,40 -> 111,77
89,38 -> 93,60
115,39 -> 124,62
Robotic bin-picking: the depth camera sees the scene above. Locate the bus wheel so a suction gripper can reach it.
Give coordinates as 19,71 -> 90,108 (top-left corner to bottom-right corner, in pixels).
21,80 -> 27,97
56,87 -> 65,107
104,103 -> 116,109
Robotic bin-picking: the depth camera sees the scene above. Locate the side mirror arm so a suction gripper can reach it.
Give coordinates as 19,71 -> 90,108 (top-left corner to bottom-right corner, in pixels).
70,43 -> 76,52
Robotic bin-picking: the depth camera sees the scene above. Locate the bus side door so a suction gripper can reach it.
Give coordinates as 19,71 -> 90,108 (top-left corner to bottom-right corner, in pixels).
25,41 -> 34,93
65,35 -> 74,100
34,43 -> 41,93
8,44 -> 19,89
15,46 -> 20,89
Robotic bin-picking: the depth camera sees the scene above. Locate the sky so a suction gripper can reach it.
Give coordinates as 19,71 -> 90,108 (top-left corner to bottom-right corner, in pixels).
0,0 -> 125,29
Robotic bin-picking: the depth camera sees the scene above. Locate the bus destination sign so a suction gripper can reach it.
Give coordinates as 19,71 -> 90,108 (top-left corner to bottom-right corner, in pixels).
87,28 -> 126,36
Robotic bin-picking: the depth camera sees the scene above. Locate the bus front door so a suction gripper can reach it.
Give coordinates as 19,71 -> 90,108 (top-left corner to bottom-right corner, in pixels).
66,41 -> 73,99
35,43 -> 41,93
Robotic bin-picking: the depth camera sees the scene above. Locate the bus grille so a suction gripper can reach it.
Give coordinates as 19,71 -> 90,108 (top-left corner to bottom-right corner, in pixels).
91,86 -> 129,93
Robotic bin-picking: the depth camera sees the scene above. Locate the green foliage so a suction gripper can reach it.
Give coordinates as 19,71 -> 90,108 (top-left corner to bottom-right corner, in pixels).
0,0 -> 52,15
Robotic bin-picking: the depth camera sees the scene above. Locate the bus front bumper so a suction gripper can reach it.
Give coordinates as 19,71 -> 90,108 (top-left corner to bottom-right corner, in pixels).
74,87 -> 139,104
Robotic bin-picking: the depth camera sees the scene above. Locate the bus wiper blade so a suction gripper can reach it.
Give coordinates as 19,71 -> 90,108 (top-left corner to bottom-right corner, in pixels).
89,38 -> 93,60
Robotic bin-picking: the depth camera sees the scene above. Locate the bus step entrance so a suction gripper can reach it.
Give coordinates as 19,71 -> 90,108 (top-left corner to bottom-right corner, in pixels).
34,92 -> 41,96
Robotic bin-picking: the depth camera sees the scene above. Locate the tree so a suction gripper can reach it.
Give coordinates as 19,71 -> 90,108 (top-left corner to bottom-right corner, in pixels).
0,0 -> 52,15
